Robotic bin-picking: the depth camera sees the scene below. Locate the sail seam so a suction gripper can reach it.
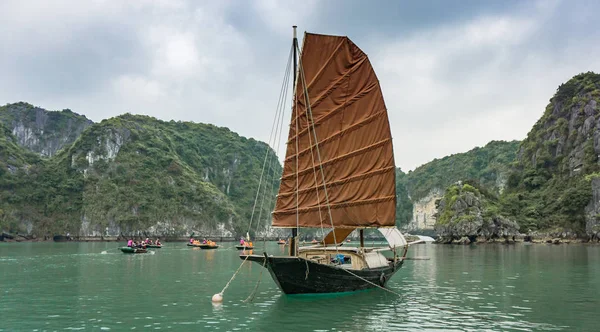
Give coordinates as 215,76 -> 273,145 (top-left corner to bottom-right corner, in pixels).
302,39 -> 346,93
285,110 -> 386,162
281,138 -> 392,180
273,196 -> 395,215
297,42 -> 339,253
277,166 -> 395,197
287,84 -> 378,144
290,57 -> 370,129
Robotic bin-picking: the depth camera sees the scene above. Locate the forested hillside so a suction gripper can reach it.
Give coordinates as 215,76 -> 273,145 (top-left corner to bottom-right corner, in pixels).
0,103 -> 280,238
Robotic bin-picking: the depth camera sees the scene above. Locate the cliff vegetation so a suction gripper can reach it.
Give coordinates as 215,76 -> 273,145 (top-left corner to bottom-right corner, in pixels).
0,104 -> 280,238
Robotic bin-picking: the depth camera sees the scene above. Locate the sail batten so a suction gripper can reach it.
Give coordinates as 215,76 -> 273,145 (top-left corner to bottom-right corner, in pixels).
273,33 -> 396,229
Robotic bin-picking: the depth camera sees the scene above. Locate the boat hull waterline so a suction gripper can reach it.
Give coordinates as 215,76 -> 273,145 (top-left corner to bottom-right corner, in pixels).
241,254 -> 403,294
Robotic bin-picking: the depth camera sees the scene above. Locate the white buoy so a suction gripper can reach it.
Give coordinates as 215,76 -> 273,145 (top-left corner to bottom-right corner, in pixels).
212,293 -> 223,303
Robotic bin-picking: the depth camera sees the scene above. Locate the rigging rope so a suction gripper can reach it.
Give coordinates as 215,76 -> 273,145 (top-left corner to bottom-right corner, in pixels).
218,45 -> 293,301
246,45 -> 293,238
254,47 -> 291,237
296,44 -> 339,254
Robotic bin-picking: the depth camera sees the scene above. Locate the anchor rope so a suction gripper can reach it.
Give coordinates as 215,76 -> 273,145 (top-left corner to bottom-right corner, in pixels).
218,254 -> 250,296
243,256 -> 267,303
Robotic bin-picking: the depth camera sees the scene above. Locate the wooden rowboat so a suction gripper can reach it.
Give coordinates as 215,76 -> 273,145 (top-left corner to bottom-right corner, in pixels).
120,247 -> 147,254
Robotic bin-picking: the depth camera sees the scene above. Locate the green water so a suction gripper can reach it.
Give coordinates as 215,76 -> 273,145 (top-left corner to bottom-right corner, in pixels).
1,242 -> 599,331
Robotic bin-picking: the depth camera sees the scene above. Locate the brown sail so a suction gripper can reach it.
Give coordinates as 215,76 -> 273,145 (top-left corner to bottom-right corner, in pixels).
272,33 -> 396,229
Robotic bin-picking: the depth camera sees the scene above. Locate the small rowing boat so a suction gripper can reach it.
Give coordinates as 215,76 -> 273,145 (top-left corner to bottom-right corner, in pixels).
120,247 -> 147,254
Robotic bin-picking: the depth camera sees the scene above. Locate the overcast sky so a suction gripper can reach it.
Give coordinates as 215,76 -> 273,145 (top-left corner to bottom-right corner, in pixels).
1,0 -> 599,171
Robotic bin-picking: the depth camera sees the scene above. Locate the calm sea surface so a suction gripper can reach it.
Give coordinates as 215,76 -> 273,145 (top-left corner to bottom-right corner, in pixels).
1,241 -> 599,331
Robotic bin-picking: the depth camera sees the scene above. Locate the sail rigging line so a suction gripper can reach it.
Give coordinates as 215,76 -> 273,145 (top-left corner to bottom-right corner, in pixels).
301,77 -> 326,244
296,43 -> 339,253
294,58 -> 300,240
254,50 -> 292,237
246,45 -> 293,237
218,44 -> 293,300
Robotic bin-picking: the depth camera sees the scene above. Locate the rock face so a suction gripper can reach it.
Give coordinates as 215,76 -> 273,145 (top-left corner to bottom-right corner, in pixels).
434,182 -> 519,243
585,177 -> 600,240
398,140 -> 519,232
0,102 -> 93,157
407,188 -> 442,231
505,72 -> 600,237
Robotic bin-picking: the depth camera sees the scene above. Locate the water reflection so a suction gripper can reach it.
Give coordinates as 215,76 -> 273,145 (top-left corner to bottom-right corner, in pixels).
1,242 -> 598,331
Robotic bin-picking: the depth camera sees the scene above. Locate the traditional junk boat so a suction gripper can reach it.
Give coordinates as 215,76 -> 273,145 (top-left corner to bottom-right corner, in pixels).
241,27 -> 408,294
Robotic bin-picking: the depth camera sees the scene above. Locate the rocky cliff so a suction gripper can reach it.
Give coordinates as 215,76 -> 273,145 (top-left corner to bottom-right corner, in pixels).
397,140 -> 519,231
0,102 -> 93,157
502,72 -> 600,238
434,181 -> 519,243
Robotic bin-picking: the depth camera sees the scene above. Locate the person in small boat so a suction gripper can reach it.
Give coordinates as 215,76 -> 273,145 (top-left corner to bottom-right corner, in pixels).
202,238 -> 207,244
189,238 -> 194,244
127,239 -> 133,247
155,238 -> 161,246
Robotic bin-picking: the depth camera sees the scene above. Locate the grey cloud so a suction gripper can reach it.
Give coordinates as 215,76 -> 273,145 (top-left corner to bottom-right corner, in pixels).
1,0 -> 599,171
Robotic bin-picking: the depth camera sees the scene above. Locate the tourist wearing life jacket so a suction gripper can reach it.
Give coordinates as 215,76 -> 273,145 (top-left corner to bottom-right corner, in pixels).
127,239 -> 133,247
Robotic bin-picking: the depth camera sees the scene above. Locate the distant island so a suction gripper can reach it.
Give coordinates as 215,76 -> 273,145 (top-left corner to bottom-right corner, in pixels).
2,72 -> 600,243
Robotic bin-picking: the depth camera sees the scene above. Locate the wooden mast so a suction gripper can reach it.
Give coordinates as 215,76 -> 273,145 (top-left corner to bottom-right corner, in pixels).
290,25 -> 298,257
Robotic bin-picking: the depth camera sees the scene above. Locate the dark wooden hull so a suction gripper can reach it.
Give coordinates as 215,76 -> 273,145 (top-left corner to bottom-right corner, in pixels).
199,244 -> 219,249
146,245 -> 162,248
120,247 -> 147,254
236,245 -> 254,250
53,235 -> 71,242
240,254 -> 403,294
187,243 -> 201,247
